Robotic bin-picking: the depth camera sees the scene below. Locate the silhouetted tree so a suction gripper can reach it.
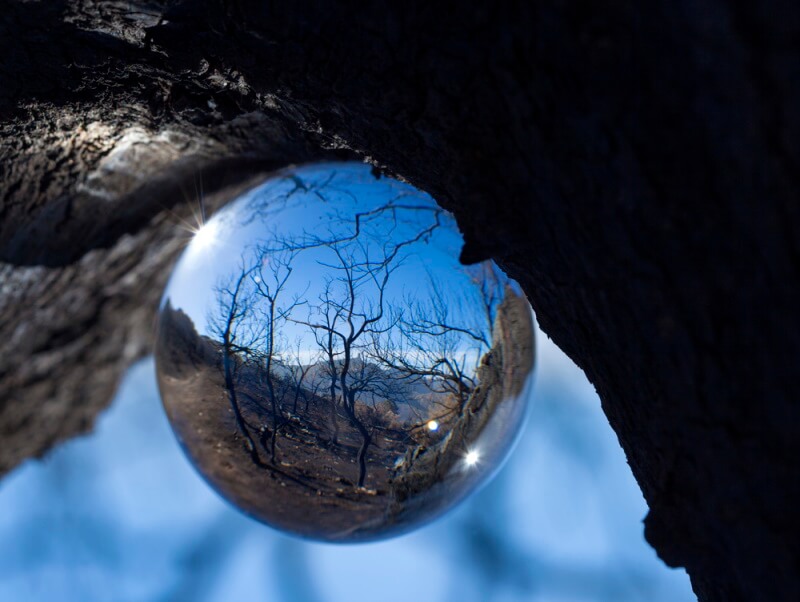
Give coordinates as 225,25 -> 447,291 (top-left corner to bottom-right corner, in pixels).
294,240 -> 400,487
371,264 -> 505,432
286,338 -> 313,415
207,262 -> 262,465
249,247 -> 302,462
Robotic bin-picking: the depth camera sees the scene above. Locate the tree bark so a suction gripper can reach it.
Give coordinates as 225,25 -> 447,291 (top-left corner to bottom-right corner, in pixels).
1,1 -> 798,600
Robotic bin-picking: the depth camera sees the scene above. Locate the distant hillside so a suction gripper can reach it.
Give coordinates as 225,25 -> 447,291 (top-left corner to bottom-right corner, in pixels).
156,300 -> 219,378
156,301 -> 445,416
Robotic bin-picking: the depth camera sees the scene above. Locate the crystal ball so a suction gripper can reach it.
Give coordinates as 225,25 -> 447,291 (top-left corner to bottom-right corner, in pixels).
155,162 -> 535,542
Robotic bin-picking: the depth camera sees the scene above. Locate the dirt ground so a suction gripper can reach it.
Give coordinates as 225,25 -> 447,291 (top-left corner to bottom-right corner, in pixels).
155,293 -> 534,541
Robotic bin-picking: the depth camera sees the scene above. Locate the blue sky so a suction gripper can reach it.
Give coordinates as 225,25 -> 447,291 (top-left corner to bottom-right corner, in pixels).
163,163 -> 485,361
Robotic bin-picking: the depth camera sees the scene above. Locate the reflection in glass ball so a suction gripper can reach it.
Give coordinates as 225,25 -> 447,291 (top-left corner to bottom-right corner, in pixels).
155,163 -> 535,542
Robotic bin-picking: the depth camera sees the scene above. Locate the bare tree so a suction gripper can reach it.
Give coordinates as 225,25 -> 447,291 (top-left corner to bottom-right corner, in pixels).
371,265 -> 505,431
206,261 -> 263,466
209,198 -> 452,487
248,247 -> 303,463
302,364 -> 326,415
295,239 -> 402,487
205,245 -> 305,467
285,338 -> 313,415
305,280 -> 343,445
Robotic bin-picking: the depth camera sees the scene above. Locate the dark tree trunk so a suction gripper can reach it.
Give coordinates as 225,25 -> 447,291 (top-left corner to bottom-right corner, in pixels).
222,346 -> 259,466
339,351 -> 371,487
327,353 -> 340,445
1,1 -> 798,600
344,396 -> 372,490
355,424 -> 372,490
264,360 -> 279,463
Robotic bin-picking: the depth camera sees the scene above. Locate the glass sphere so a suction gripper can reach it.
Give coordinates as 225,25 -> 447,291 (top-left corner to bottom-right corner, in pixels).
155,163 -> 535,542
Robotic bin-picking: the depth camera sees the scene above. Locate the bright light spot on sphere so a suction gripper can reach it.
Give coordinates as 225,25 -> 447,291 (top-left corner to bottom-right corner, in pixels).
155,162 -> 535,543
464,449 -> 481,467
191,219 -> 218,250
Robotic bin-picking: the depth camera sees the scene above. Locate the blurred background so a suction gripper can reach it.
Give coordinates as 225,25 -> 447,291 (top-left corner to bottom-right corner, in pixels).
0,324 -> 694,602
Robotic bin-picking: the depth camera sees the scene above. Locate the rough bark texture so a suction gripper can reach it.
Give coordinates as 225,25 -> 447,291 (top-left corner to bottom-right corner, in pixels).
1,1 -> 798,600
